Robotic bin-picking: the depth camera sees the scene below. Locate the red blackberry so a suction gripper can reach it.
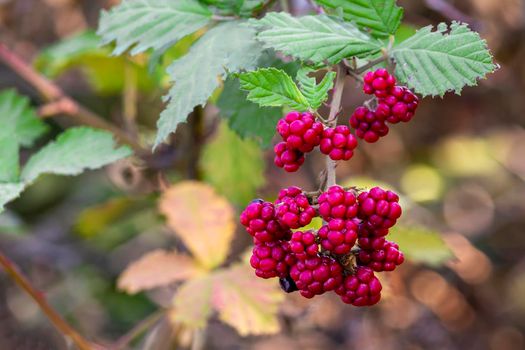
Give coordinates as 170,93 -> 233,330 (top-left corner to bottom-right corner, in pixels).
349,106 -> 389,143
320,125 -> 358,161
277,111 -> 324,153
379,86 -> 419,124
318,218 -> 358,255
318,185 -> 358,221
290,255 -> 344,298
289,230 -> 319,260
240,200 -> 290,243
358,240 -> 404,272
335,266 -> 382,306
274,141 -> 305,172
363,68 -> 396,98
275,186 -> 316,229
250,240 -> 296,278
357,187 -> 402,230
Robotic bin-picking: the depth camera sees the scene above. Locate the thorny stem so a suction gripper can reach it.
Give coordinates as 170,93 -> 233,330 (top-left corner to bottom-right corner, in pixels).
111,310 -> 165,350
0,251 -> 93,350
0,43 -> 144,153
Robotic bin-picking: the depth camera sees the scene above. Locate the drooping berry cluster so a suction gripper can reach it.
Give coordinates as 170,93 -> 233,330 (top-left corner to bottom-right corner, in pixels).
241,185 -> 405,307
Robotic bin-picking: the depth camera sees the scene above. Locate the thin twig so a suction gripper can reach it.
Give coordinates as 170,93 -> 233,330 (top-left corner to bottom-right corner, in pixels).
0,43 -> 144,153
111,310 -> 165,350
0,250 -> 93,350
354,55 -> 388,75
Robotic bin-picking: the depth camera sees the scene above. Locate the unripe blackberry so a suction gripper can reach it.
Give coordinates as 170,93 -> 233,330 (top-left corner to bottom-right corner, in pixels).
335,266 -> 382,306
358,240 -> 404,272
289,230 -> 319,260
318,185 -> 358,221
318,219 -> 358,255
290,255 -> 344,298
349,106 -> 389,143
320,125 -> 358,161
274,141 -> 305,172
277,111 -> 324,153
240,200 -> 290,243
379,86 -> 419,124
250,240 -> 297,278
357,187 -> 402,230
363,68 -> 396,98
275,186 -> 316,229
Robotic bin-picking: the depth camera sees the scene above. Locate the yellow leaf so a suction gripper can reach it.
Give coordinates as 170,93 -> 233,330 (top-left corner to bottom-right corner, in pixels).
118,249 -> 204,294
170,276 -> 214,329
159,181 -> 235,269
211,264 -> 284,336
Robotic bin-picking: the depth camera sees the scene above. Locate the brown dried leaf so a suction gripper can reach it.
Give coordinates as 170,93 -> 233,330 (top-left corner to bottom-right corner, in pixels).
118,249 -> 204,294
159,181 -> 235,269
170,276 -> 214,329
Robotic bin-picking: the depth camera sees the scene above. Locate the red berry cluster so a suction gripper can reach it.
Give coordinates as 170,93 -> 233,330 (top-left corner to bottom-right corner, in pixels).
241,185 -> 405,307
350,68 -> 419,143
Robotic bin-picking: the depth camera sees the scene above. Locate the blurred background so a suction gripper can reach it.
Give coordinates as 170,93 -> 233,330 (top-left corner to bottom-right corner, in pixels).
1,0 -> 525,349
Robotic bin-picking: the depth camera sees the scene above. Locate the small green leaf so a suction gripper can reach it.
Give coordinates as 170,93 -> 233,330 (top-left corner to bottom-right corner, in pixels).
0,89 -> 48,147
296,68 -> 336,110
0,183 -> 25,213
21,127 -> 132,183
155,22 -> 264,147
239,67 -> 310,111
389,226 -> 454,266
217,78 -> 281,148
250,12 -> 381,64
0,136 -> 19,182
97,0 -> 212,56
392,22 -> 496,97
201,122 -> 265,206
316,0 -> 403,37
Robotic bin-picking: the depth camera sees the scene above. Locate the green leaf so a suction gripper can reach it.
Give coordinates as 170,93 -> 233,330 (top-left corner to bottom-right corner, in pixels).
239,67 -> 310,111
97,0 -> 212,56
0,136 -> 19,182
389,226 -> 454,266
217,78 -> 281,148
391,22 -> 496,97
316,0 -> 403,37
250,12 -> 381,64
296,68 -> 336,110
155,22 -> 263,147
0,183 -> 25,213
21,127 -> 132,183
201,122 -> 265,206
0,89 -> 48,147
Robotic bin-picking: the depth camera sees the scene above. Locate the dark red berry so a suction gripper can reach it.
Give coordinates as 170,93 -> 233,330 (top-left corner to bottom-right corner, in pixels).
318,185 -> 358,221
378,86 -> 419,124
335,266 -> 382,306
349,106 -> 389,143
357,187 -> 402,230
290,255 -> 343,298
275,186 -> 316,229
318,219 -> 358,255
320,125 -> 358,161
363,68 -> 396,98
240,200 -> 290,243
277,111 -> 324,153
250,240 -> 296,278
274,141 -> 305,172
358,240 -> 404,272
289,230 -> 319,260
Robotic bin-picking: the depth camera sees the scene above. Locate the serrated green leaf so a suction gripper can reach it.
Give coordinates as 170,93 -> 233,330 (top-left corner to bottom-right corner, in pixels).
316,0 -> 403,37
239,67 -> 310,111
250,12 -> 381,64
389,226 -> 454,266
155,22 -> 263,147
217,78 -> 281,148
296,68 -> 336,110
392,22 -> 496,97
97,0 -> 212,56
0,136 -> 19,182
0,183 -> 25,213
0,89 -> 48,147
201,122 -> 265,205
21,127 -> 132,183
